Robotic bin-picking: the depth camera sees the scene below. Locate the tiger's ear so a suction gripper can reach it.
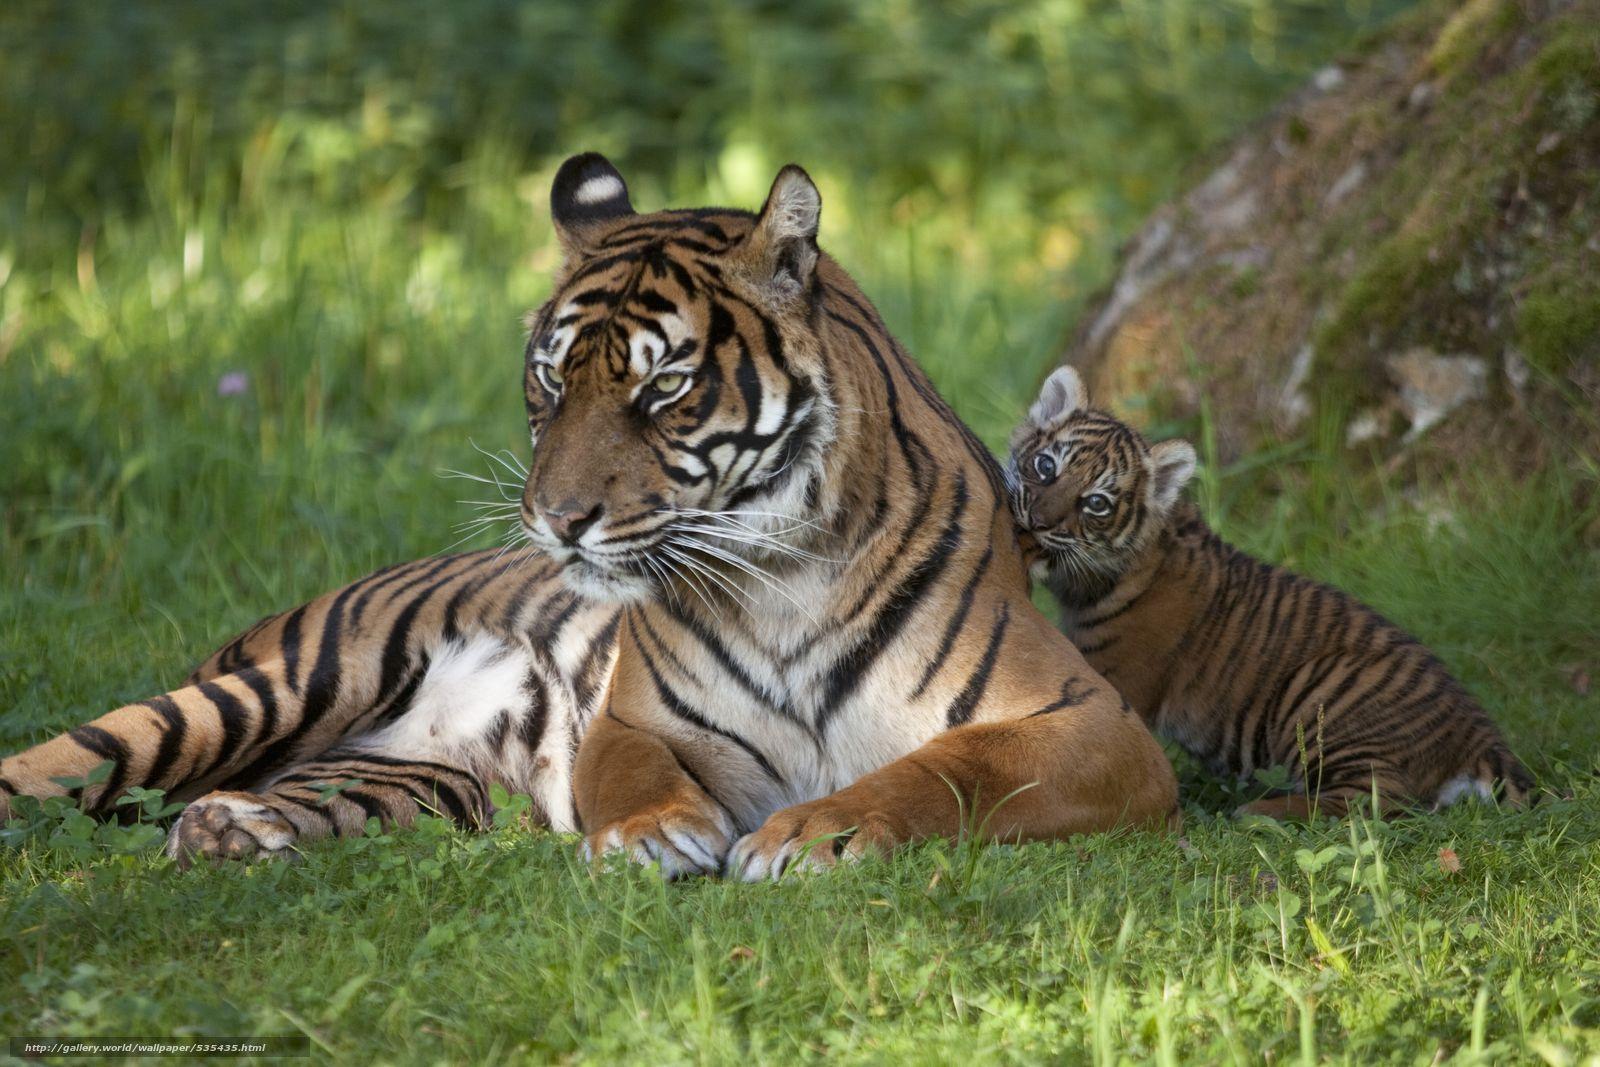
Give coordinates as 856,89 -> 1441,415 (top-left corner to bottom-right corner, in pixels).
1148,440 -> 1197,512
550,152 -> 635,256
738,165 -> 822,301
1028,366 -> 1087,429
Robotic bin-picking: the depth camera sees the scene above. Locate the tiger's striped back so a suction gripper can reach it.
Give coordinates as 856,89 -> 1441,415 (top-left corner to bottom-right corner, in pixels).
1009,367 -> 1533,816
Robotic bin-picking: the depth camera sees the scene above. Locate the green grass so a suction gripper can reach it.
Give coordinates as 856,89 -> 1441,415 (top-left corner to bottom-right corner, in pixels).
5,1 -> 1600,1062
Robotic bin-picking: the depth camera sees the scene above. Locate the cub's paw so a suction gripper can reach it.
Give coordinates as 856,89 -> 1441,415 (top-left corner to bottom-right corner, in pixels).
727,801 -> 904,882
583,802 -> 735,880
165,792 -> 298,869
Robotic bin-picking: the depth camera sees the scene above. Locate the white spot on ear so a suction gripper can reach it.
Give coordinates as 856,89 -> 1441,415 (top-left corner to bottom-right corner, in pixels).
1028,366 -> 1086,428
574,174 -> 625,206
1147,440 -> 1197,511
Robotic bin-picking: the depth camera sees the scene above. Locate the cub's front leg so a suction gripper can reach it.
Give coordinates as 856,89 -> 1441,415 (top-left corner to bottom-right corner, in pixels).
728,644 -> 1179,881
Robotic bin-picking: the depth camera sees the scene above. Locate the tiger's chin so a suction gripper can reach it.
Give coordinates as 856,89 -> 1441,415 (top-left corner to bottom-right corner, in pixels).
555,557 -> 657,605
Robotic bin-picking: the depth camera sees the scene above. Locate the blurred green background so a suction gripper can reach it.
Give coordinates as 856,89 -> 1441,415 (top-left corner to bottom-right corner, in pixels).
0,0 -> 1413,717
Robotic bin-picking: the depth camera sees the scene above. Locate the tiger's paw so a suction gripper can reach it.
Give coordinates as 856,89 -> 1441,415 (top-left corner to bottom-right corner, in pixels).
165,792 -> 298,869
727,800 -> 904,882
582,802 -> 735,880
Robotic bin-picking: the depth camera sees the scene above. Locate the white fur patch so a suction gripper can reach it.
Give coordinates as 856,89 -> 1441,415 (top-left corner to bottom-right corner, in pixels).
628,330 -> 664,377
347,633 -> 585,832
1434,775 -> 1493,808
573,174 -> 625,206
360,635 -> 530,757
752,392 -> 787,436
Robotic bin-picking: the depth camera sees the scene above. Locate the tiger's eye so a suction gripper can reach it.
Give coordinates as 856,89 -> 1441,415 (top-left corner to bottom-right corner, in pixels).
537,364 -> 564,393
1081,492 -> 1112,516
1032,452 -> 1057,481
650,372 -> 688,395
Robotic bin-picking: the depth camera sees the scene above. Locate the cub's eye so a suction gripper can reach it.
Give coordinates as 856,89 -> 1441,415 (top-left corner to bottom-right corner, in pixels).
1081,492 -> 1113,517
1032,452 -> 1057,481
536,364 -> 564,394
648,372 -> 689,396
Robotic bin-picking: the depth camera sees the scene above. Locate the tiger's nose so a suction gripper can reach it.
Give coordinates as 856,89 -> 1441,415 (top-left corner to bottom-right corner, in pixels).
540,501 -> 602,545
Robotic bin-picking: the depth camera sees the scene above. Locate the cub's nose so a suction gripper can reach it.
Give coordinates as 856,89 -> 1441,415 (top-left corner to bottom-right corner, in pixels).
539,501 -> 602,545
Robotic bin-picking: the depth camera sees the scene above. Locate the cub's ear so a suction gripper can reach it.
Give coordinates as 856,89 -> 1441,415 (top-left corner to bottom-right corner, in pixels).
737,165 -> 822,301
1028,366 -> 1087,428
550,152 -> 635,256
1148,439 -> 1198,511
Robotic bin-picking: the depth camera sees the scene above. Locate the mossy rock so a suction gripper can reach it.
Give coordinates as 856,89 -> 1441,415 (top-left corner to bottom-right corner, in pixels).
1060,0 -> 1600,479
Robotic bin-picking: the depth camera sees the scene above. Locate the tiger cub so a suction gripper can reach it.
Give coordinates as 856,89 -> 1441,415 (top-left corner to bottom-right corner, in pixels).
1007,366 -> 1533,818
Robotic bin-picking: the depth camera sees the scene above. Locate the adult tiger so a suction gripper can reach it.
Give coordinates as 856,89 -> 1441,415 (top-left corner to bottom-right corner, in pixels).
0,155 -> 1177,876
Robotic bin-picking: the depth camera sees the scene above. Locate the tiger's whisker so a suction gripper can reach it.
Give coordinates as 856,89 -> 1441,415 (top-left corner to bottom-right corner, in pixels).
667,534 -> 817,621
660,545 -> 748,615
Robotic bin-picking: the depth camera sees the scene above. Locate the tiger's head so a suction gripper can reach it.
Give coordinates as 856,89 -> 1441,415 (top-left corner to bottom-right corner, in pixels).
519,153 -> 836,602
1007,366 -> 1197,584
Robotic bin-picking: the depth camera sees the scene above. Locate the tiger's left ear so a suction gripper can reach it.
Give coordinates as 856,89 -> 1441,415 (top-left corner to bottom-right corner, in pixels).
550,152 -> 636,257
1148,440 -> 1197,512
738,165 -> 822,301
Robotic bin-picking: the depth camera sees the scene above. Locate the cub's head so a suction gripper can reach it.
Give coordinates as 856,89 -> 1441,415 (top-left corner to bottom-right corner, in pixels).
1007,366 -> 1196,581
520,153 -> 835,601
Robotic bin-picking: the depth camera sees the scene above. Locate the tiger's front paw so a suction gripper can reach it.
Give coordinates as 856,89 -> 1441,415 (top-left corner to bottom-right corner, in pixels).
727,800 -> 904,882
165,792 -> 298,870
582,802 -> 735,880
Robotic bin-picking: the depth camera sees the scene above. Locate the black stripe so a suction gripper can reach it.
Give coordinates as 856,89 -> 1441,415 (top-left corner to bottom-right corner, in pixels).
945,603 -> 1011,727
827,284 -> 1007,502
344,558 -> 425,628
498,561 -> 557,631
67,726 -> 130,808
187,681 -> 253,782
1075,579 -> 1152,629
819,477 -> 970,731
572,614 -> 622,713
1027,676 -> 1100,718
140,695 -> 188,791
911,547 -> 992,700
337,787 -> 388,823
232,666 -> 278,736
1075,634 -> 1120,656
519,666 -> 551,752
486,710 -> 513,755
261,792 -> 336,833
372,657 -> 428,728
225,580 -> 364,787
373,560 -> 469,708
637,646 -> 784,785
278,605 -> 308,695
658,603 -> 813,738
